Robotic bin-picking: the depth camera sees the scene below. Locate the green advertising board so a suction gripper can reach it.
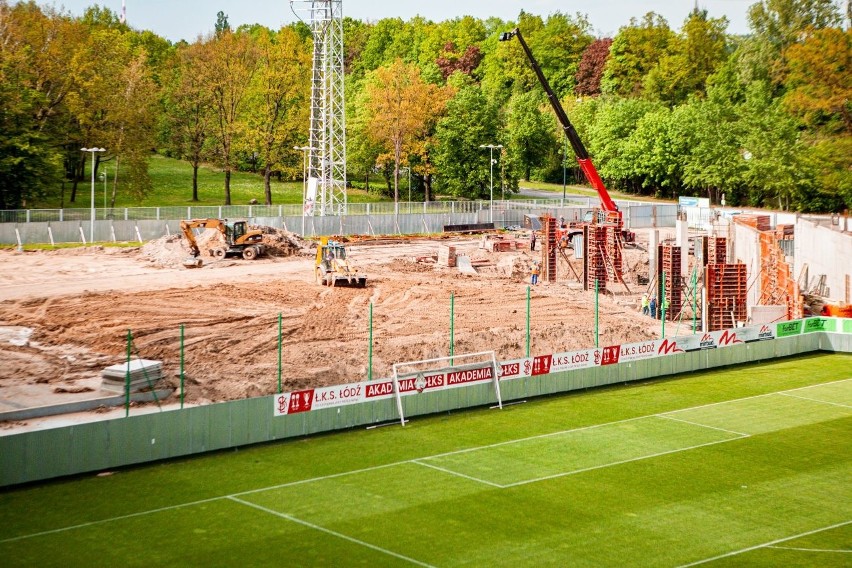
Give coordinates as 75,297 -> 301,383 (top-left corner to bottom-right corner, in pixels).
803,318 -> 837,333
843,319 -> 852,334
776,320 -> 803,337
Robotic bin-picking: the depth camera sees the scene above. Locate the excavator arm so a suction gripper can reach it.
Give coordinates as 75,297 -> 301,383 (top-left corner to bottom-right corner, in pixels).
180,219 -> 226,258
499,28 -> 619,213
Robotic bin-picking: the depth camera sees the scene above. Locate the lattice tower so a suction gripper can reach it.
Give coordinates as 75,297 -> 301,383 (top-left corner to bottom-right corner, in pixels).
291,1 -> 347,216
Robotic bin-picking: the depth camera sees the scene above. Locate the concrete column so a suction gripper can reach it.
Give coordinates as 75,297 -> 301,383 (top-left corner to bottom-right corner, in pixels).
648,229 -> 659,292
676,217 -> 689,278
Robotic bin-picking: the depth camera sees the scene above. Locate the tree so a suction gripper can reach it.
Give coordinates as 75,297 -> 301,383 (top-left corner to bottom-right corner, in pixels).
432,82 -> 500,199
584,97 -> 663,192
361,59 -> 449,205
748,0 -> 842,49
601,13 -> 675,96
243,27 -> 311,205
67,27 -> 157,206
669,99 -> 745,206
436,42 -> 483,80
739,82 -> 814,210
529,12 -> 593,98
161,41 -> 215,201
748,0 -> 843,83
784,26 -> 852,132
215,11 -> 231,37
644,9 -> 729,104
575,38 -> 612,96
197,30 -> 259,205
505,91 -> 556,181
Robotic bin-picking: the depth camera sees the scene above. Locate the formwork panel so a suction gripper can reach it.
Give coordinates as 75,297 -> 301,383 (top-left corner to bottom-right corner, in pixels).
707,237 -> 727,264
706,263 -> 747,330
658,245 -> 683,321
541,215 -> 558,282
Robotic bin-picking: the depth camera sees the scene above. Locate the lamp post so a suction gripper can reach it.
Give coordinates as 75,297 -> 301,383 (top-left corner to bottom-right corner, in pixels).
81,147 -> 105,243
479,144 -> 503,223
101,170 -> 108,211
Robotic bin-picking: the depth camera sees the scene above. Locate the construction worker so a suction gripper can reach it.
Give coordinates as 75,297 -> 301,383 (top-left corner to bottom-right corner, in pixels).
530,230 -> 537,251
641,293 -> 649,315
530,262 -> 540,285
649,296 -> 657,319
662,297 -> 670,319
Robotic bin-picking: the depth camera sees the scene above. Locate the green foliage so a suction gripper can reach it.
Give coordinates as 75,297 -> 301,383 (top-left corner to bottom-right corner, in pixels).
0,3 -> 848,213
586,97 -> 664,191
643,9 -> 729,105
433,84 -> 500,198
505,91 -> 556,182
601,12 -> 675,97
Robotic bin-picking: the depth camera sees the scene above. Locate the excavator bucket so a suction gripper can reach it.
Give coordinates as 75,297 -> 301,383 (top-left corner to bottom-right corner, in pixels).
183,257 -> 203,269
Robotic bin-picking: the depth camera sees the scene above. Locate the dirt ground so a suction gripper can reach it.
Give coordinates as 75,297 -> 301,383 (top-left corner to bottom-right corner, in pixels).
0,228 -> 662,424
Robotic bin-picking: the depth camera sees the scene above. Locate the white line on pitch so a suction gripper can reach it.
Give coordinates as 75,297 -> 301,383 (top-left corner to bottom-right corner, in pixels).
501,438 -> 744,489
766,545 -> 852,553
236,462 -> 402,496
0,496 -> 224,544
777,392 -> 852,410
6,377 -> 849,544
412,460 -> 504,488
678,519 -> 852,567
662,377 -> 852,416
228,497 -> 435,568
655,414 -> 752,437
420,416 -> 650,461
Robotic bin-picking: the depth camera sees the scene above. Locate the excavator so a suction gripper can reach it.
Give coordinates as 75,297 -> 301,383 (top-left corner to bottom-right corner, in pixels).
499,28 -> 635,245
179,218 -> 266,268
315,237 -> 367,287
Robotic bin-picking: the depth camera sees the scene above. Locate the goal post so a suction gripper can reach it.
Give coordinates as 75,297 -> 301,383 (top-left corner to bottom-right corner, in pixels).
391,350 -> 503,427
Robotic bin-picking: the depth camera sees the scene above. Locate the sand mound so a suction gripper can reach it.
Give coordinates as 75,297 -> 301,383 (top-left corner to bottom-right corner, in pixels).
140,225 -> 315,268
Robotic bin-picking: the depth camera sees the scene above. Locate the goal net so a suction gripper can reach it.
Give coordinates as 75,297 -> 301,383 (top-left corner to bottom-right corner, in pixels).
391,351 -> 502,426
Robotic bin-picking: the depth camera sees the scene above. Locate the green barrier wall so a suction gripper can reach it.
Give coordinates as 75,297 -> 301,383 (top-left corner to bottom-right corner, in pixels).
0,332 -> 848,487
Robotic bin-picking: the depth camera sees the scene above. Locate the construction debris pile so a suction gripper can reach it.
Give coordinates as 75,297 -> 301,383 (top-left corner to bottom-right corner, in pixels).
140,225 -> 313,268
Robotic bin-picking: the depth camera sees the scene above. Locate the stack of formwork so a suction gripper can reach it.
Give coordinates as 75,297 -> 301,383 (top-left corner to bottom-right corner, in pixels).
657,245 -> 683,320
734,214 -> 771,231
707,237 -> 727,264
541,215 -> 558,283
706,264 -> 747,330
583,225 -> 608,293
101,359 -> 163,394
605,225 -> 623,281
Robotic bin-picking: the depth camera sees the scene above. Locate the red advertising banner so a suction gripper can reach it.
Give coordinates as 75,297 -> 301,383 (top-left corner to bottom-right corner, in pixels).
531,355 -> 552,376
273,320 -> 825,417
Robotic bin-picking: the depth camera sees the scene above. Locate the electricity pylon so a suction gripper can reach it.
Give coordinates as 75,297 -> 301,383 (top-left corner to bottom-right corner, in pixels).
290,1 -> 347,216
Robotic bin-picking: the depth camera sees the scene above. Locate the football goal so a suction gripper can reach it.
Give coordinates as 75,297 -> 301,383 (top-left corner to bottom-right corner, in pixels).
391,351 -> 503,426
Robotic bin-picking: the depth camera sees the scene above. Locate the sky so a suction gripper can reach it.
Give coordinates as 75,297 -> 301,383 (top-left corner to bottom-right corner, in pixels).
42,1 -> 762,42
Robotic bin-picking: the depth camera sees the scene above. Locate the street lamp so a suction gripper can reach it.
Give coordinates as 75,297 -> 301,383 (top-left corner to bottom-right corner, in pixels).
100,170 -> 108,211
479,144 -> 503,223
81,147 -> 105,243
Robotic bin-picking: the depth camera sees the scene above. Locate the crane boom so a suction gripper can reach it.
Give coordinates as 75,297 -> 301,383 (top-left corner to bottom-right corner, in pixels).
499,28 -> 619,213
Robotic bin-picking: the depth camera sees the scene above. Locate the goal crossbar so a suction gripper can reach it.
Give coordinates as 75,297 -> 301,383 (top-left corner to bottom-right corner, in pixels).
391,351 -> 503,427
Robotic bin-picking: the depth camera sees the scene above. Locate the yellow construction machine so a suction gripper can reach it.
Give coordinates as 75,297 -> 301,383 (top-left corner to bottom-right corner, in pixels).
315,237 -> 366,287
179,218 -> 266,268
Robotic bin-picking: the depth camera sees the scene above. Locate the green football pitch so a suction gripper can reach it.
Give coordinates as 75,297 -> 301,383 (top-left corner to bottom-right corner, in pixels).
1,353 -> 850,567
